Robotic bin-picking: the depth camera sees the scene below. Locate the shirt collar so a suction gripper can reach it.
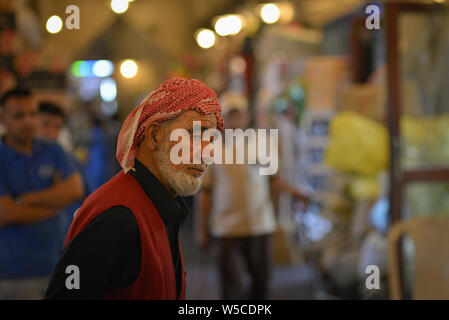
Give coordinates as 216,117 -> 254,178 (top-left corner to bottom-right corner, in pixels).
0,136 -> 42,158
130,158 -> 189,226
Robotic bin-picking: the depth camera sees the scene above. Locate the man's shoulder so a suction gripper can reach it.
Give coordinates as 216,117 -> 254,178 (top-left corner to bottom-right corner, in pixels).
73,205 -> 139,242
95,206 -> 137,225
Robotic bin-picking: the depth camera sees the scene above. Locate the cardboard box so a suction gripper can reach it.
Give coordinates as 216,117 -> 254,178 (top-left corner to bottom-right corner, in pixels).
303,56 -> 349,110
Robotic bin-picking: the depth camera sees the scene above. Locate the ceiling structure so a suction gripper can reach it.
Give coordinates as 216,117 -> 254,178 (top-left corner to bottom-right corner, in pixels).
19,0 -> 371,65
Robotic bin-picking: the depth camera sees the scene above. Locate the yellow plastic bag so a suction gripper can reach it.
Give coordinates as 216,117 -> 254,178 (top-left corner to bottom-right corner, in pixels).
325,111 -> 389,175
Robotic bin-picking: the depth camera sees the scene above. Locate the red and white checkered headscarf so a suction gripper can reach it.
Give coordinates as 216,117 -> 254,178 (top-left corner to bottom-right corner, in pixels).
116,77 -> 223,173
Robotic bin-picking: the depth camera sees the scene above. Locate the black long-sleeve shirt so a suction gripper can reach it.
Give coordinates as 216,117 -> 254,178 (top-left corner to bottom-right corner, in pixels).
44,159 -> 189,299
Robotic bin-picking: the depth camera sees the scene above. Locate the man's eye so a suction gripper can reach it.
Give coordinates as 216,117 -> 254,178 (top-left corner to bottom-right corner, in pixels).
207,133 -> 219,144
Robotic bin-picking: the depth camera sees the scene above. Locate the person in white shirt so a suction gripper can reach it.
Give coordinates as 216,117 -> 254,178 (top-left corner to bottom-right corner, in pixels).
196,92 -> 309,299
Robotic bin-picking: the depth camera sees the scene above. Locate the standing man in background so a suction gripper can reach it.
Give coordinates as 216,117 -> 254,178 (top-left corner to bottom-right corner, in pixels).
197,92 -> 309,300
36,101 -> 91,232
0,88 -> 84,299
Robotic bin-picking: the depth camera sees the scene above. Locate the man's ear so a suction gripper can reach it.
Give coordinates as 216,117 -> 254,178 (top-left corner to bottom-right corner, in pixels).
143,122 -> 163,151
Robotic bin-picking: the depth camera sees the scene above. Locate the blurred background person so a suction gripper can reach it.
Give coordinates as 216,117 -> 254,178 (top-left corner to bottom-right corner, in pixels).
37,101 -> 91,232
84,102 -> 121,193
196,92 -> 309,300
0,88 -> 84,299
36,102 -> 66,143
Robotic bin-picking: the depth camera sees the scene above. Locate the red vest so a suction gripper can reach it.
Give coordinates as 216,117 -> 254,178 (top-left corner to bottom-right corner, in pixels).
64,171 -> 186,300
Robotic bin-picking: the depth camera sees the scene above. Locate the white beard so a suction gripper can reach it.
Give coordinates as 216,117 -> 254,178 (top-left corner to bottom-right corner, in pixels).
155,139 -> 202,196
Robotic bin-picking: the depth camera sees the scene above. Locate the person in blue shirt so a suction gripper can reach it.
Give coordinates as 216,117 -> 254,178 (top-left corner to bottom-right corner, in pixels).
84,107 -> 110,193
0,87 -> 84,299
36,101 -> 91,233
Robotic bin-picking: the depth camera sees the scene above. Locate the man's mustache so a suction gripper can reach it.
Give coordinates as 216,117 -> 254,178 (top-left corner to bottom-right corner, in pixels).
187,164 -> 207,172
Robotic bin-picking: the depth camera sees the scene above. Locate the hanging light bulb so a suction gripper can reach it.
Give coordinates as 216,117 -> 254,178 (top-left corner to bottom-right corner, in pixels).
260,3 -> 280,24
120,59 -> 138,78
111,0 -> 129,14
214,14 -> 243,36
195,28 -> 216,49
46,15 -> 63,34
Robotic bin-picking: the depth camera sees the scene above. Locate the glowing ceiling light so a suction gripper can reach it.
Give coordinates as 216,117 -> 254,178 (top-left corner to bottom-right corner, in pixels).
46,15 -> 63,34
120,59 -> 138,78
93,60 -> 114,77
215,15 -> 243,36
195,28 -> 216,49
226,15 -> 243,35
260,3 -> 280,24
100,78 -> 117,102
111,0 -> 129,14
215,16 -> 230,36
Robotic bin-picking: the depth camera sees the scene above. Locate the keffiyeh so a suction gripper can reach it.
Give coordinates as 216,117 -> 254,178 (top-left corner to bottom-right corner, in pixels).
116,77 -> 223,173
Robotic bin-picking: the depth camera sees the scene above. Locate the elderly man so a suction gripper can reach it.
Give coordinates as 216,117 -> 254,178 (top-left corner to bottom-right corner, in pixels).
44,77 -> 222,299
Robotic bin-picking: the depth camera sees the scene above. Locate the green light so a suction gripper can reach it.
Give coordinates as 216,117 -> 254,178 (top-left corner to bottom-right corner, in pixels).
71,60 -> 83,77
